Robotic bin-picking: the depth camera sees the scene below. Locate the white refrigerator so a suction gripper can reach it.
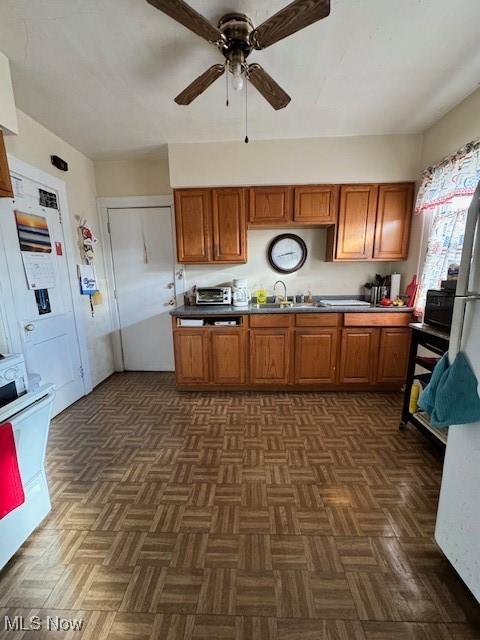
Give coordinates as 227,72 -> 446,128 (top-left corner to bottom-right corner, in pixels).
435,181 -> 480,601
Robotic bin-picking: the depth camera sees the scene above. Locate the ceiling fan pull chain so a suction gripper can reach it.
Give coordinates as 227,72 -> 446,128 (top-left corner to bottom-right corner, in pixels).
244,75 -> 249,144
225,62 -> 229,107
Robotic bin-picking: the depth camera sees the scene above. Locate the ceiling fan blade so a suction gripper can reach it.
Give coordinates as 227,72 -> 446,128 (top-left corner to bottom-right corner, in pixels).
175,64 -> 225,105
250,0 -> 330,50
248,64 -> 291,110
146,0 -> 224,44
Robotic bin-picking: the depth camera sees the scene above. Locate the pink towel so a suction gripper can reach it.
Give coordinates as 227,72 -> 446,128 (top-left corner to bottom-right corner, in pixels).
0,422 -> 25,519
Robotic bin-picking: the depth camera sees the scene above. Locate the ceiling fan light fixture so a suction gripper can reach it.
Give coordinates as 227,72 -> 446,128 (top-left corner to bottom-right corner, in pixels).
231,62 -> 244,92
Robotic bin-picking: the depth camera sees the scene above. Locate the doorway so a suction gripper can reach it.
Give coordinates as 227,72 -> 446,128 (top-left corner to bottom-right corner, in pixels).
102,201 -> 178,371
0,159 -> 89,416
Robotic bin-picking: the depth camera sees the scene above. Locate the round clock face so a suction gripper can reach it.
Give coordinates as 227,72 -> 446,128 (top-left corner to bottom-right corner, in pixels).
267,234 -> 307,274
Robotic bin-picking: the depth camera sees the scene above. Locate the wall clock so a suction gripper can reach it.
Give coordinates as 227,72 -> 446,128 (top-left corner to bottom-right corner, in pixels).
267,234 -> 307,274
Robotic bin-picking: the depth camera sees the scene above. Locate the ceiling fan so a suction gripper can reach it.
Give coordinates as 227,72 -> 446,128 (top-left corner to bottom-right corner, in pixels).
146,0 -> 331,110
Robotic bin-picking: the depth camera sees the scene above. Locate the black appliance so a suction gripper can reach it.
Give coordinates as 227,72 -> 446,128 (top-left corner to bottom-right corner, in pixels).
424,289 -> 455,332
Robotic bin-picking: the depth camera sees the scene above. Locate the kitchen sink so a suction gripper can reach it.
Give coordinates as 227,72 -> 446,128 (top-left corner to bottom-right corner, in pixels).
255,302 -> 318,309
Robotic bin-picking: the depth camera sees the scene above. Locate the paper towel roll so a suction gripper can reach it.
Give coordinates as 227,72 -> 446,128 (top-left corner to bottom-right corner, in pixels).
390,273 -> 401,300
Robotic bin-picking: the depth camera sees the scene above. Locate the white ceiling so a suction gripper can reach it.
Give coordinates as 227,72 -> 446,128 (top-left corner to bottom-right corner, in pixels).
0,0 -> 479,159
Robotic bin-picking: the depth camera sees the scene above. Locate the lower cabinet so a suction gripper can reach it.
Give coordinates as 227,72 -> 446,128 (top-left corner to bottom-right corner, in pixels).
339,328 -> 378,384
377,328 -> 411,382
250,329 -> 291,385
173,330 -> 210,385
211,329 -> 246,384
294,329 -> 338,384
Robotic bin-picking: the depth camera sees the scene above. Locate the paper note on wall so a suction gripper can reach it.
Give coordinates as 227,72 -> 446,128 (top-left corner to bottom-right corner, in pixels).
21,252 -> 56,290
78,264 -> 98,295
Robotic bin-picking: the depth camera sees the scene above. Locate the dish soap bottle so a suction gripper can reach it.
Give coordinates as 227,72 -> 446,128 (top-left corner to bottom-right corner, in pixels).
256,286 -> 267,304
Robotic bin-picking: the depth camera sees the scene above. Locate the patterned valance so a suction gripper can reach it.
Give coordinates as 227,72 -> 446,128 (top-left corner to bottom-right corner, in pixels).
415,139 -> 480,214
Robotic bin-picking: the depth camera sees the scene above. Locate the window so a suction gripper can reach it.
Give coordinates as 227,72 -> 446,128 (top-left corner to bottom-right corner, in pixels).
415,141 -> 480,313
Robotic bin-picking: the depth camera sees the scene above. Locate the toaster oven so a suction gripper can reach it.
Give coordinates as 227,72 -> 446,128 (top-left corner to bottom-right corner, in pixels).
196,287 -> 232,305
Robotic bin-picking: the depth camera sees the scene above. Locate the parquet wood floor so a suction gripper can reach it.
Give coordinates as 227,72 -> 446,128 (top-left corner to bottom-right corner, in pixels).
0,373 -> 479,639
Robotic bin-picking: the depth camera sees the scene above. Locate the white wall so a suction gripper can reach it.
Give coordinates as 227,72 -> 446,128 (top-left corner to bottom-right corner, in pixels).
0,52 -> 18,134
4,109 -> 114,386
169,134 -> 423,296
94,157 -> 171,197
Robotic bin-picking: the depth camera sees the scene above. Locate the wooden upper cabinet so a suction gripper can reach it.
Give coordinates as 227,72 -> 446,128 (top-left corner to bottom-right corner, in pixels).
212,188 -> 247,262
0,131 -> 13,198
211,329 -> 246,384
293,185 -> 338,224
376,328 -> 411,383
173,330 -> 210,385
339,328 -> 378,384
295,328 -> 338,384
250,328 -> 291,385
334,185 -> 378,260
373,183 -> 414,260
174,189 -> 212,263
249,186 -> 292,225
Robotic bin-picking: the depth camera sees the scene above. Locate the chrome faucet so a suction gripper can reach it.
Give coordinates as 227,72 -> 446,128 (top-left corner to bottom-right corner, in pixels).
273,280 -> 288,305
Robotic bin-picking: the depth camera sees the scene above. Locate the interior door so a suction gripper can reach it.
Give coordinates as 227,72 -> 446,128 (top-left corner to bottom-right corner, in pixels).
108,207 -> 176,371
0,175 -> 85,416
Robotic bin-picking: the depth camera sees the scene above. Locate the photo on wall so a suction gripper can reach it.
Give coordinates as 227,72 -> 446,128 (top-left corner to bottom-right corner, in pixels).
14,211 -> 52,253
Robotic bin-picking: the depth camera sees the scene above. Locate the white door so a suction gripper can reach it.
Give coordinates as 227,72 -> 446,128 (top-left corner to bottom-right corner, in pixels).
0,174 -> 85,416
108,207 -> 176,371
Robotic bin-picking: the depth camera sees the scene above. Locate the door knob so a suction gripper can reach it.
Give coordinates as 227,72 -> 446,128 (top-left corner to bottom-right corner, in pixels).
24,323 -> 35,332
168,299 -> 176,306
167,282 -> 175,289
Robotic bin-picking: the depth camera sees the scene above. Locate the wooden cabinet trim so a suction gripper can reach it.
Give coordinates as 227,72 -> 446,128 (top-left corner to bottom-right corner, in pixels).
295,313 -> 341,327
335,184 -> 378,260
293,185 -> 338,225
212,187 -> 247,262
344,312 -> 412,327
249,314 -> 293,328
174,188 -> 212,263
373,183 -> 414,260
0,131 -> 13,198
248,185 -> 293,225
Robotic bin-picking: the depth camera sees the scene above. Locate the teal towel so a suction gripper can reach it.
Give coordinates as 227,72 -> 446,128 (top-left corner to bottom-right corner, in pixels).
419,352 -> 480,428
418,353 -> 448,415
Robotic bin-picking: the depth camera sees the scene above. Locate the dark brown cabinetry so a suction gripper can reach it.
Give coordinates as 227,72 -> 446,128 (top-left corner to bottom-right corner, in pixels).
175,187 -> 247,264
339,328 -> 379,384
294,328 -> 338,384
211,328 -> 246,384
373,183 -> 414,260
327,182 -> 413,261
248,186 -> 292,225
249,329 -> 291,385
377,327 -> 411,382
0,131 -> 13,198
174,189 -> 212,263
293,185 -> 338,224
212,188 -> 247,262
173,330 -> 210,385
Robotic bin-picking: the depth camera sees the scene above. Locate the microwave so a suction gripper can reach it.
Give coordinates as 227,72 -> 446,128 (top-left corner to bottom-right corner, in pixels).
196,287 -> 232,305
0,354 -> 29,409
424,289 -> 455,332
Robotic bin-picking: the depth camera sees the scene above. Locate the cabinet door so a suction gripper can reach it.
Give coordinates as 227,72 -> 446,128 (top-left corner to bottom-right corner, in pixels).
174,330 -> 210,384
211,329 -> 246,384
377,328 -> 411,383
249,186 -> 292,225
339,328 -> 378,384
335,185 -> 378,260
0,131 -> 13,198
373,183 -> 414,260
212,188 -> 247,262
294,328 -> 338,384
294,185 -> 338,224
174,189 -> 211,263
250,329 -> 291,384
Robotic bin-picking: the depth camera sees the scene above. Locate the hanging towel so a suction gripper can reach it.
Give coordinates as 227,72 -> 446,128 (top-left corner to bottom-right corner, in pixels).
431,352 -> 480,427
418,353 -> 449,415
0,422 -> 25,519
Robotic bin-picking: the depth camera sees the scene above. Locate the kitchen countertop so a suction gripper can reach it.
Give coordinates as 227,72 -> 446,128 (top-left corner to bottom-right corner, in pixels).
171,303 -> 413,316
